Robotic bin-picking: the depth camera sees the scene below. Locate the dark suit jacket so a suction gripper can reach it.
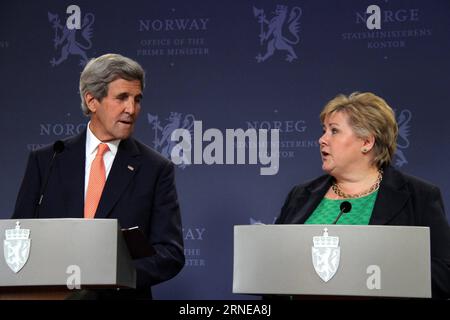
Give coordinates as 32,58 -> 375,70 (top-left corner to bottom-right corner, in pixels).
12,130 -> 185,299
276,165 -> 450,299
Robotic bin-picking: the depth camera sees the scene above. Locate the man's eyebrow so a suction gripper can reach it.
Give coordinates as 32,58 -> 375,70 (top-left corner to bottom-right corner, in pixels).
115,92 -> 143,99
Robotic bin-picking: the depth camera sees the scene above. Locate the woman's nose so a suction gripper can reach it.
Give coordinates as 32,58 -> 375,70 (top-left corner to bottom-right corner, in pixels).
319,132 -> 327,145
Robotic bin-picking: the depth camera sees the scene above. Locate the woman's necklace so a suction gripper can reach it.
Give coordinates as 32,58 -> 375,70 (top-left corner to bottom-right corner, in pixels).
332,169 -> 383,199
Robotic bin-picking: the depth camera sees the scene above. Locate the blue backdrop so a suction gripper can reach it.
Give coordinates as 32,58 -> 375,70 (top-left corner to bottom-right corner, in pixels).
1,0 -> 449,299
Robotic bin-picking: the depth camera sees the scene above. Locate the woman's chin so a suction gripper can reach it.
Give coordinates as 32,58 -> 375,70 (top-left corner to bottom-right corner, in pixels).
321,164 -> 332,174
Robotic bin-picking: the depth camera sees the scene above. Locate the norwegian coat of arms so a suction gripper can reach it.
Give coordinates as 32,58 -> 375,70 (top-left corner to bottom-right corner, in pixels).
312,228 -> 340,282
253,5 -> 302,63
147,112 -> 195,169
394,109 -> 412,168
4,221 -> 31,273
48,11 -> 95,67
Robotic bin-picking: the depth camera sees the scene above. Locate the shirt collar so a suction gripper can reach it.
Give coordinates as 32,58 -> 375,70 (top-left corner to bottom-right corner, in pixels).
86,122 -> 121,156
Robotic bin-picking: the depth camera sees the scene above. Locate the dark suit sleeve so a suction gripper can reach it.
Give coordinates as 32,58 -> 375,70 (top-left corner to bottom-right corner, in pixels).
12,151 -> 42,219
425,186 -> 450,299
275,186 -> 301,224
275,186 -> 297,224
134,161 -> 184,288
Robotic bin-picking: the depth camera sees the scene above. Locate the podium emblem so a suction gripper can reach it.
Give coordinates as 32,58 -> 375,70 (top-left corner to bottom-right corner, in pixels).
3,221 -> 31,273
312,228 -> 340,282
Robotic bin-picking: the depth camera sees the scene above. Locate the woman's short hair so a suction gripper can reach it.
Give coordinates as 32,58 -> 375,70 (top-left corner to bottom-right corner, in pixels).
79,53 -> 145,115
320,92 -> 398,168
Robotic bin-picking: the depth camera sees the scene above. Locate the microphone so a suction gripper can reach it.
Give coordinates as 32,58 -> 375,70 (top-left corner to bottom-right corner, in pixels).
36,140 -> 65,214
332,201 -> 352,224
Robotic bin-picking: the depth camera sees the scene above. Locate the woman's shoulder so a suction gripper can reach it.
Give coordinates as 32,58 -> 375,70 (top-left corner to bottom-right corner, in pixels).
385,166 -> 441,195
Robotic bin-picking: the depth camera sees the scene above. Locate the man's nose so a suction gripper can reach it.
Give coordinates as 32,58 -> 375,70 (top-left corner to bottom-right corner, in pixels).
124,99 -> 136,115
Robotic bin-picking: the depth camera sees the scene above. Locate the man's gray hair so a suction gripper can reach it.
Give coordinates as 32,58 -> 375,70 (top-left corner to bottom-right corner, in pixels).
79,53 -> 145,115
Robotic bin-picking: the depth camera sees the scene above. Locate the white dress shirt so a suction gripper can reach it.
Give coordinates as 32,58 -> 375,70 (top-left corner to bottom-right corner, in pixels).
84,122 -> 121,199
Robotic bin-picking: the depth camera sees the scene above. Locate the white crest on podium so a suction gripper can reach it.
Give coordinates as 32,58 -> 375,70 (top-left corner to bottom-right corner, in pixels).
312,228 -> 340,282
4,221 -> 31,273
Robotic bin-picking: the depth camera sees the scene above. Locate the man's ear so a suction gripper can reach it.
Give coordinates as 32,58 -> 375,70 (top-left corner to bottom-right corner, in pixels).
85,92 -> 98,113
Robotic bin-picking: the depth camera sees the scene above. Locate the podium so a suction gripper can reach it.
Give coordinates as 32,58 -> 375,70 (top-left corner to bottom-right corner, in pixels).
0,219 -> 137,299
233,225 -> 432,298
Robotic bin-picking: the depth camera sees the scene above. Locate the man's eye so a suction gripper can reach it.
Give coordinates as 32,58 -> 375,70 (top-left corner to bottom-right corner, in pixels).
116,94 -> 128,100
331,128 -> 338,134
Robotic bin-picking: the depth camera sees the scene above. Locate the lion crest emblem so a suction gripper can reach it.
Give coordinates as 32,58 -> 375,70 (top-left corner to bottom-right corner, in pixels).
48,11 -> 95,67
312,228 -> 340,282
4,221 -> 31,273
253,5 -> 302,63
148,112 -> 195,169
394,109 -> 412,167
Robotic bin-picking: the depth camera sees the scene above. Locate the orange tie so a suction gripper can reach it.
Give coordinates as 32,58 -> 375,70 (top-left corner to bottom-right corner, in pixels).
84,143 -> 109,219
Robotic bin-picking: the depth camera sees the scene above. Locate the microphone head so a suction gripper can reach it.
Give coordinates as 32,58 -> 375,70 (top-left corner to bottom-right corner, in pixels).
340,201 -> 352,213
53,140 -> 65,154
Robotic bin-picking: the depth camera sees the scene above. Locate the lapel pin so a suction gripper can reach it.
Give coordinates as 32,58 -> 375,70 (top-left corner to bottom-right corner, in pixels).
127,165 -> 135,171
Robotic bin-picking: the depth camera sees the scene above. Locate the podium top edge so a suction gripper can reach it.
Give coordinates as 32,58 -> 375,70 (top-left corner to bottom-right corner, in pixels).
1,218 -> 117,222
0,218 -> 120,227
233,224 -> 430,231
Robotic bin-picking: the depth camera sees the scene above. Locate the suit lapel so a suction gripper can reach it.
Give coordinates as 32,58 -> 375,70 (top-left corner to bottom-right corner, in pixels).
58,131 -> 86,218
94,138 -> 141,219
290,176 -> 332,224
370,166 -> 410,225
289,166 -> 410,225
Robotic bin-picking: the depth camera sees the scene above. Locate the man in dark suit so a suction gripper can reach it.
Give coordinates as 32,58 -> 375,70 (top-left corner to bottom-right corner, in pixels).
12,53 -> 184,299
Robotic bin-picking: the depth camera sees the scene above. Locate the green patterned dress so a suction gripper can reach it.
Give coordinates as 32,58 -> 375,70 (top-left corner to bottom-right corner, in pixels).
305,191 -> 378,225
